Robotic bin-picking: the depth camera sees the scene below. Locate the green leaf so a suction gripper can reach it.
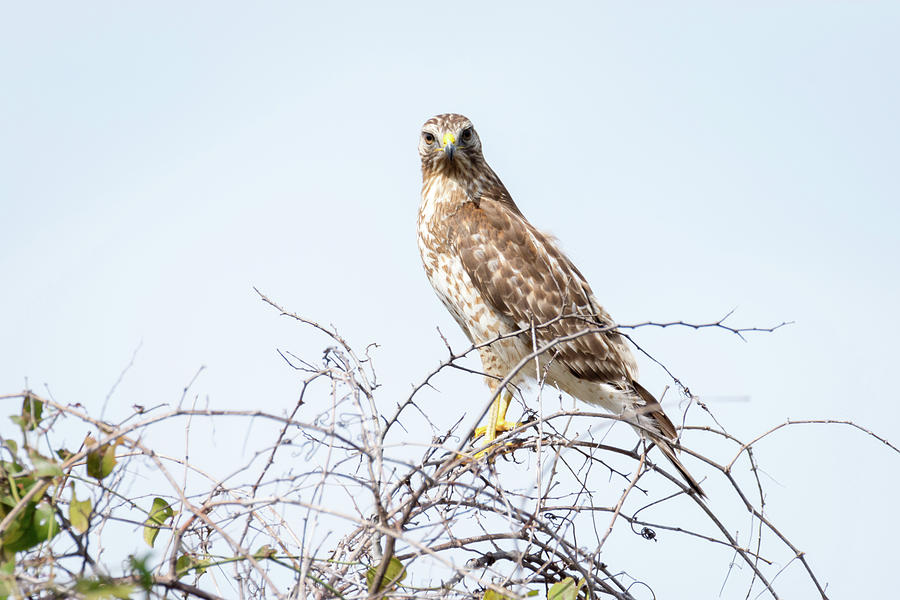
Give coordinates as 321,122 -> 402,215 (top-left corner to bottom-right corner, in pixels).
1,501 -> 59,554
1,501 -> 32,551
30,454 -> 63,478
100,444 -> 117,477
143,498 -> 174,547
74,578 -> 134,599
69,488 -> 92,534
0,506 -> 34,553
3,440 -> 17,455
548,577 -> 581,600
32,502 -> 60,542
85,444 -> 102,480
484,589 -> 515,600
19,396 -> 43,431
0,462 -> 26,507
175,553 -> 210,577
175,554 -> 193,577
366,556 -> 406,592
86,438 -> 119,481
0,560 -> 13,600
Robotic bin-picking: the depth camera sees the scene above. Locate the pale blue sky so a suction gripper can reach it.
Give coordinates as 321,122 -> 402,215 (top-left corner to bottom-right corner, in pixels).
2,2 -> 898,597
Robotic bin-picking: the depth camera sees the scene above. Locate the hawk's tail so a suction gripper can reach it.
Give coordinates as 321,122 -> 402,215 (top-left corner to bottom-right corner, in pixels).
632,381 -> 706,499
652,434 -> 707,499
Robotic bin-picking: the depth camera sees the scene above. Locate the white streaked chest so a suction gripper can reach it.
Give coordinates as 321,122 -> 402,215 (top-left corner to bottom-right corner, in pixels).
417,177 -> 515,345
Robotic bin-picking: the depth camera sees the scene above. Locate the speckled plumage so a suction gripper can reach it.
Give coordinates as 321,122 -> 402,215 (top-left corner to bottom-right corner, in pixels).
416,113 -> 703,497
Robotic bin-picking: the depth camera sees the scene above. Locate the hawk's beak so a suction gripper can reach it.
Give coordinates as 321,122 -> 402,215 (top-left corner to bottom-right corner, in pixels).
442,132 -> 457,161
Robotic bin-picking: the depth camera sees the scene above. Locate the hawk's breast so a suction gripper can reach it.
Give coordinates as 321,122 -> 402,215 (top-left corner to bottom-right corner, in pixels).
417,177 -> 517,346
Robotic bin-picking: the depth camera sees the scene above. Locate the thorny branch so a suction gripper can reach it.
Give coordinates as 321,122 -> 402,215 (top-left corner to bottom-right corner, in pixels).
1,295 -> 894,600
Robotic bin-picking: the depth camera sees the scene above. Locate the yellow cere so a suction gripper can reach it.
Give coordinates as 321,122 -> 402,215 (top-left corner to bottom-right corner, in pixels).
442,132 -> 456,147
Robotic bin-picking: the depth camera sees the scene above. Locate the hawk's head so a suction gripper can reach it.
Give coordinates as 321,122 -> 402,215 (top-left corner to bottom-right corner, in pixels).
419,113 -> 484,175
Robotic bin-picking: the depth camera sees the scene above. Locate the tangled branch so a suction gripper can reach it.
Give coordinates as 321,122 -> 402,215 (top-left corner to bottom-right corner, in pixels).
1,294 -> 894,599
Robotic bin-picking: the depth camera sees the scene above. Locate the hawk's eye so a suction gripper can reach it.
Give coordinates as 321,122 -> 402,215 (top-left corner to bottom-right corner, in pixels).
460,128 -> 473,142
423,132 -> 435,144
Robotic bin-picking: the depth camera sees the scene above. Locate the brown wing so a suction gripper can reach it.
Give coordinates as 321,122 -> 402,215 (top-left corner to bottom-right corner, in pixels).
449,197 -> 704,497
448,197 -> 638,385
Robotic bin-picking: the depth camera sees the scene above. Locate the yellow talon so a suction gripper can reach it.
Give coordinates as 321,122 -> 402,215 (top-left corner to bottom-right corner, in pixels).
473,420 -> 523,440
471,391 -> 523,458
472,447 -> 492,460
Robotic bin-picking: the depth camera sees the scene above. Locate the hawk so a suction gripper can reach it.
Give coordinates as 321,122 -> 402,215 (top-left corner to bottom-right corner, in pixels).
416,113 -> 704,497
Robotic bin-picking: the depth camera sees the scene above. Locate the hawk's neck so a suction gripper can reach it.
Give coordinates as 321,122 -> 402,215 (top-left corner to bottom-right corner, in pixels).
419,171 -> 467,226
419,164 -> 518,227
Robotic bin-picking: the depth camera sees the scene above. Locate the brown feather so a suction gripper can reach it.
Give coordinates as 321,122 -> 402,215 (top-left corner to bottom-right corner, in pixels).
448,198 -> 637,385
632,381 -> 705,497
632,381 -> 678,440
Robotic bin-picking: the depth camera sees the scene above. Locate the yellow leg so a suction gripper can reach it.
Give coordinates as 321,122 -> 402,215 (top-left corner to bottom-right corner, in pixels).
473,391 -> 522,458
